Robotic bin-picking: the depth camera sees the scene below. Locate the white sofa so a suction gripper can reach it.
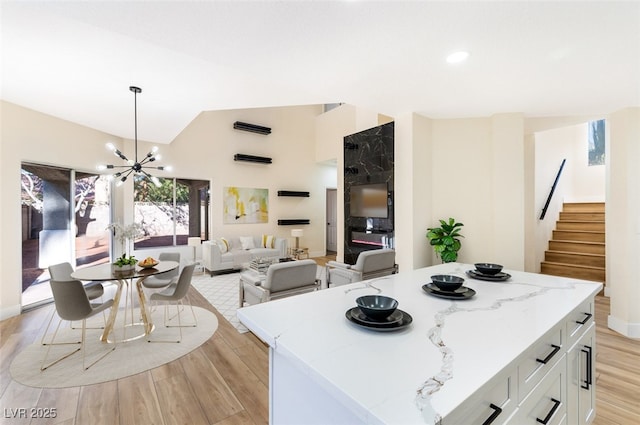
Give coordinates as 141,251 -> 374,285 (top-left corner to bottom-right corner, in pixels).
202,236 -> 288,275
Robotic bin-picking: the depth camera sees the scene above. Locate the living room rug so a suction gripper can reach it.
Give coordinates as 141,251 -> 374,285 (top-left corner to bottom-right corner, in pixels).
10,306 -> 218,388
191,266 -> 327,333
191,271 -> 248,333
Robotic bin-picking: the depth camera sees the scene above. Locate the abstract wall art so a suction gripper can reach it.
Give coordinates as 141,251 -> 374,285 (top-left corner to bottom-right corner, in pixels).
223,187 -> 269,224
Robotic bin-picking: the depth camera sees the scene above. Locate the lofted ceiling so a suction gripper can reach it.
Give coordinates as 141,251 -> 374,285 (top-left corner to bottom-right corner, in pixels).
1,1 -> 639,144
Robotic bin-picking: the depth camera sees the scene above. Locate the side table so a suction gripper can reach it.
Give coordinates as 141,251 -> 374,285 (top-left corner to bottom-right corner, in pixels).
289,247 -> 309,260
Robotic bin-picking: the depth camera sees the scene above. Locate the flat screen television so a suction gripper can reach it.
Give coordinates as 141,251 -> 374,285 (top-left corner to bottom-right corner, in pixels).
350,183 -> 388,218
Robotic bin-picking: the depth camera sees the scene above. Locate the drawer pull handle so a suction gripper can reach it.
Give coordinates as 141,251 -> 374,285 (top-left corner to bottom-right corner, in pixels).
536,398 -> 561,424
536,344 -> 561,364
575,312 -> 593,325
581,345 -> 593,390
481,403 -> 502,425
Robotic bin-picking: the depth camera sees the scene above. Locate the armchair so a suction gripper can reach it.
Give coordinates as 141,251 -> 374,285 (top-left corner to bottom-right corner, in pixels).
239,259 -> 320,307
326,249 -> 398,287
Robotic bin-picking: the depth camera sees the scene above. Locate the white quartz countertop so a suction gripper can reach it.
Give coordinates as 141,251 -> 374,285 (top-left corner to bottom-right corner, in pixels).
237,263 -> 602,424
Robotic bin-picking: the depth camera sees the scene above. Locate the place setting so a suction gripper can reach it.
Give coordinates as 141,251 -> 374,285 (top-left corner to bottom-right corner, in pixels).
465,263 -> 511,282
345,295 -> 413,332
422,274 -> 476,300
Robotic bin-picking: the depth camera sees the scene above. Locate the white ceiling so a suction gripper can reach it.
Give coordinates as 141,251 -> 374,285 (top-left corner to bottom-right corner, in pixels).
2,1 -> 639,144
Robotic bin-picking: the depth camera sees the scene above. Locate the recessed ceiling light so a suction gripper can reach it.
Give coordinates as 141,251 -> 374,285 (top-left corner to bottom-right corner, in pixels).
446,51 -> 469,64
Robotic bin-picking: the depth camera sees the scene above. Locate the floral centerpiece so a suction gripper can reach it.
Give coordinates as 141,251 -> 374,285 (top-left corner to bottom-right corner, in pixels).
107,222 -> 142,271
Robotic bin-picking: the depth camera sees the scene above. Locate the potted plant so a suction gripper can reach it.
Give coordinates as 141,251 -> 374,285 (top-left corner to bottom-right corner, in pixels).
426,218 -> 464,263
112,253 -> 137,272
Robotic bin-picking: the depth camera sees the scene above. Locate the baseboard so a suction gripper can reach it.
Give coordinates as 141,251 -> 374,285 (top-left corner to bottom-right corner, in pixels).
0,304 -> 22,321
607,314 -> 640,339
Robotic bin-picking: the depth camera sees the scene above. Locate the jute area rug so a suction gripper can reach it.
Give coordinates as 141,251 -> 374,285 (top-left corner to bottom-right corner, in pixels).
10,306 -> 218,388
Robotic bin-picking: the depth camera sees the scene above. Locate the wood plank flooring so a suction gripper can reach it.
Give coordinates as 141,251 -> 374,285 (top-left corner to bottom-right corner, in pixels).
1,260 -> 638,424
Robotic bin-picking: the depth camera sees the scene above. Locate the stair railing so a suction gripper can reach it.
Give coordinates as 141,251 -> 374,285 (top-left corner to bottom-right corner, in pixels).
540,159 -> 566,220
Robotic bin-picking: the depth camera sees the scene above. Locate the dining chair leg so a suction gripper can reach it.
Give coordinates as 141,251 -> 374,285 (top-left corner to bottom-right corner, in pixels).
41,319 -> 81,371
81,319 -> 116,370
41,308 -> 81,346
164,300 -> 197,328
147,301 -> 196,343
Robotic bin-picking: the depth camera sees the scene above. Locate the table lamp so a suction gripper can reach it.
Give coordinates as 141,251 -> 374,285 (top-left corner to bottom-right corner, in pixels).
188,237 -> 201,263
291,229 -> 303,249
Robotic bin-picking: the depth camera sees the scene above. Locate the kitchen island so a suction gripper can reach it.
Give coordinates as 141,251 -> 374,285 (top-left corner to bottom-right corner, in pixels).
237,263 -> 602,425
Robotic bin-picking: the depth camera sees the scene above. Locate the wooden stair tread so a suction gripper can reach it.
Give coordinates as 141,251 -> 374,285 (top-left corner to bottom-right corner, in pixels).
541,261 -> 605,271
543,203 -> 606,284
545,250 -> 604,257
557,219 -> 605,223
550,239 -> 604,245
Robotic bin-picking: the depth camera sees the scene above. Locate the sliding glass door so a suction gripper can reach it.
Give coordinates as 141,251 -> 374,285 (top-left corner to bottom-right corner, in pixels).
20,163 -> 111,309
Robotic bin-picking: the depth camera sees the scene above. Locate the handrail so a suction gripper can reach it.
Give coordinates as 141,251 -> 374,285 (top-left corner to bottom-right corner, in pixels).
540,159 -> 566,220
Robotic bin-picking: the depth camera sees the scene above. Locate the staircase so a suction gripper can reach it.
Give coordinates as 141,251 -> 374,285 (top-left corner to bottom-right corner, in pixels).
541,202 -> 606,284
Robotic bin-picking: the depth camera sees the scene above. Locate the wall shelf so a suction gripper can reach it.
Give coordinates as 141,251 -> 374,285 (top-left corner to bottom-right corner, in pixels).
278,219 -> 310,225
233,121 -> 271,135
234,153 -> 272,164
277,191 -> 310,197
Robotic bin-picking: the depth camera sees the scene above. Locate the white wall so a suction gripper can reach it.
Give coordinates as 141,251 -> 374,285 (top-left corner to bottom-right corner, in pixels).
607,107 -> 640,338
0,101 -> 336,319
422,115 -> 525,269
166,105 -> 335,258
530,122 -> 606,273
394,112 -> 433,271
0,101 -> 124,319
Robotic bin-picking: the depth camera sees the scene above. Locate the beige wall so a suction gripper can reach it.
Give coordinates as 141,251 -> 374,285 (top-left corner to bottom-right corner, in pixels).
169,105 -> 336,258
1,101 -> 124,319
314,104 -> 379,261
0,101 -> 336,319
394,112 -> 433,271
607,107 -> 640,338
530,122 -> 606,273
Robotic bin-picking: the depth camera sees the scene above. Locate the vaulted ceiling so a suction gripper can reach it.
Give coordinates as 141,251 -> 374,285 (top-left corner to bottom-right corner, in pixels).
2,1 -> 638,144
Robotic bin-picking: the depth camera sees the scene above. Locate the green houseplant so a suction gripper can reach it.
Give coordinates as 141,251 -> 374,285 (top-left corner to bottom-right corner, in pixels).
426,218 -> 464,263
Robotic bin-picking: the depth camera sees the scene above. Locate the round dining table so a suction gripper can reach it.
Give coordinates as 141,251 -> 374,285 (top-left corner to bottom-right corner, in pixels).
71,261 -> 179,342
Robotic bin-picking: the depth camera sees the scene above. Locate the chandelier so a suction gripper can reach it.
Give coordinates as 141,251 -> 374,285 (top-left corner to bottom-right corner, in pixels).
98,86 -> 169,187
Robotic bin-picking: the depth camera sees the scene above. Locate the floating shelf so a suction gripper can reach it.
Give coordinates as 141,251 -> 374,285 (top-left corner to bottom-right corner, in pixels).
234,154 -> 272,164
277,191 -> 310,197
233,121 -> 271,135
278,219 -> 310,225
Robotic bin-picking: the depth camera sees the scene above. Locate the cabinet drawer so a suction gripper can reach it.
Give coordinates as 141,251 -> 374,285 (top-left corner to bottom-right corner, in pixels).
444,369 -> 516,425
566,299 -> 594,349
518,325 -> 563,400
512,355 -> 567,425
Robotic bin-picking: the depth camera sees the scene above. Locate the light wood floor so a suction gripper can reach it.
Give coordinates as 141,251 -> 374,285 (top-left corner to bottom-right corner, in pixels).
1,259 -> 638,424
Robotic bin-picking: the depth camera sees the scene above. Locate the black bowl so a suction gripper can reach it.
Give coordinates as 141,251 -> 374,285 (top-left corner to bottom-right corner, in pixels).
430,275 -> 465,292
356,295 -> 399,320
474,263 -> 503,275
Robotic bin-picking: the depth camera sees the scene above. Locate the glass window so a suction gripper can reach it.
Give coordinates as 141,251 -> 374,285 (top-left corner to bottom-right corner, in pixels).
588,119 -> 605,166
134,176 -> 209,249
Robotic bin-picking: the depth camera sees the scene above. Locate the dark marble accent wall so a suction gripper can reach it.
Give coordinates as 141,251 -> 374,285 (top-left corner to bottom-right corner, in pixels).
343,122 -> 394,264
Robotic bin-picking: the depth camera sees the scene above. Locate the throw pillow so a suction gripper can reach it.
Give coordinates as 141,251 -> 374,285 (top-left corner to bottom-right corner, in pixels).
240,236 -> 255,250
215,238 -> 229,253
262,234 -> 275,248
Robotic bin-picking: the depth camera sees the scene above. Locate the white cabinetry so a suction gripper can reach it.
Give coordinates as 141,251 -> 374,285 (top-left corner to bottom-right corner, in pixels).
237,264 -> 602,425
444,298 -> 596,425
508,356 -> 567,425
567,323 -> 596,425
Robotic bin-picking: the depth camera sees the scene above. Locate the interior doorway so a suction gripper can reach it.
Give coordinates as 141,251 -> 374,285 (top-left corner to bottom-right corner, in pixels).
326,188 -> 337,253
